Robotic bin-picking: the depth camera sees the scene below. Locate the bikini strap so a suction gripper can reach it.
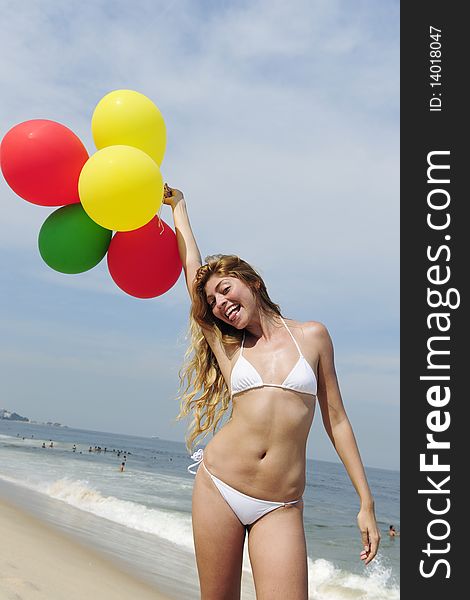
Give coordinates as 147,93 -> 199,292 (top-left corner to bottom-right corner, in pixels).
240,330 -> 246,355
280,317 -> 302,357
188,448 -> 204,475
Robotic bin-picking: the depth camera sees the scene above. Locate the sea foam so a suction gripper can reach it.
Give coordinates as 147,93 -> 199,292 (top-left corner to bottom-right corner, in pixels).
0,473 -> 195,551
308,556 -> 399,599
44,477 -> 195,550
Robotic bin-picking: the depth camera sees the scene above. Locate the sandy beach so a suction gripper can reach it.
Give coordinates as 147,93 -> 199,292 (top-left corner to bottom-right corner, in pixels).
0,496 -> 171,600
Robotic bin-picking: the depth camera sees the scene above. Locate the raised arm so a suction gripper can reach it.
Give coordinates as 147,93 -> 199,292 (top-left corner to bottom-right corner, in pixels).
313,322 -> 381,564
163,185 -> 227,359
163,185 -> 202,298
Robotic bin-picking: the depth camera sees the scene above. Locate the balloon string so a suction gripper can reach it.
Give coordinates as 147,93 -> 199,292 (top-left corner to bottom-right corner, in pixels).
157,206 -> 165,236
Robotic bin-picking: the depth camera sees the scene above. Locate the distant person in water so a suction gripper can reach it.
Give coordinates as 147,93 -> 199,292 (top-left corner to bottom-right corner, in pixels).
41,442 -> 46,448
49,440 -> 54,448
119,462 -> 125,472
389,525 -> 400,537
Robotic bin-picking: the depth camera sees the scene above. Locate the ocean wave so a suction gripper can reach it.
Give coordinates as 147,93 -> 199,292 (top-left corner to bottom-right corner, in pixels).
308,556 -> 399,599
43,477 -> 195,550
0,473 -> 195,551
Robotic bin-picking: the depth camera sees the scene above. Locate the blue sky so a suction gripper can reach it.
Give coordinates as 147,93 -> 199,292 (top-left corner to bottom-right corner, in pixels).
0,0 -> 399,470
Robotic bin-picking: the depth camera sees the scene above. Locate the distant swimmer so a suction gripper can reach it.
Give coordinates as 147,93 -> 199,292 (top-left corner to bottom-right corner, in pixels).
119,462 -> 125,472
72,444 -> 77,452
49,440 -> 54,448
42,442 -> 46,448
389,525 -> 400,537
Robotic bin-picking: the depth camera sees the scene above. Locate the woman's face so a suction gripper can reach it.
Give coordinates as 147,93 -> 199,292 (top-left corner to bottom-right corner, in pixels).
204,275 -> 257,328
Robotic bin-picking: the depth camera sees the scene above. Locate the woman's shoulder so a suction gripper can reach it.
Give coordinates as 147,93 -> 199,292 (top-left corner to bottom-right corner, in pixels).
285,318 -> 330,338
285,319 -> 332,355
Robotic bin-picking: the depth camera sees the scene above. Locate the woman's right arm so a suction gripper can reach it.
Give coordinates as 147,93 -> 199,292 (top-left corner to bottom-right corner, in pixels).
163,186 -> 202,298
164,186 -> 225,357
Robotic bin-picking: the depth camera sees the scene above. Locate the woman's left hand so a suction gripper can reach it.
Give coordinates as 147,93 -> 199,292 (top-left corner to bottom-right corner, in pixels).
357,505 -> 381,565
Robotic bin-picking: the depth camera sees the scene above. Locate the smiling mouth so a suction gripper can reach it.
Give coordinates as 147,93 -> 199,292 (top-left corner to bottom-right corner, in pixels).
225,304 -> 240,321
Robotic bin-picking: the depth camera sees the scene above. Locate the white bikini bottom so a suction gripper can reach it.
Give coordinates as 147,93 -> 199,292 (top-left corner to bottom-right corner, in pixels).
188,449 -> 302,526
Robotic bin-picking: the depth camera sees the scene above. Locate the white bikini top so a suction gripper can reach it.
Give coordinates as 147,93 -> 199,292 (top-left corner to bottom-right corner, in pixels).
230,317 -> 317,398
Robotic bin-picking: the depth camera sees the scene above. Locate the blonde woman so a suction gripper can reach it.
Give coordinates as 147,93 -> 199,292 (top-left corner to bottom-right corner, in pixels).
164,185 -> 380,599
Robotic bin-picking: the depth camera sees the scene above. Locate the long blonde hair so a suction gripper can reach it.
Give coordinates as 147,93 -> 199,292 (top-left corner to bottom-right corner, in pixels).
175,254 -> 282,452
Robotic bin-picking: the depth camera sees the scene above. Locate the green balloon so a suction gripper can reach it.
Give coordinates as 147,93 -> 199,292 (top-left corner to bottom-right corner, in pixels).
38,203 -> 112,274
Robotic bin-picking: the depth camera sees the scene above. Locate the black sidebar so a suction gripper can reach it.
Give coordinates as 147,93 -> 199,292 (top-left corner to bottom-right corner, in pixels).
401,3 -> 465,598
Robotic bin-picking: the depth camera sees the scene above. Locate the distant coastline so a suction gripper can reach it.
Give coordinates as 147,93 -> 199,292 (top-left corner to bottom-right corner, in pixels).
0,408 -> 67,428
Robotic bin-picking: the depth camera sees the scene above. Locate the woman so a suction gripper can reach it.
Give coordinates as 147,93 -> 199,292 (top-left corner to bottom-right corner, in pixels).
164,185 -> 380,599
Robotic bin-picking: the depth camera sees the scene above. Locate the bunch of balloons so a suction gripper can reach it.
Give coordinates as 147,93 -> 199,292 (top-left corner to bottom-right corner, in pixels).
0,90 -> 182,299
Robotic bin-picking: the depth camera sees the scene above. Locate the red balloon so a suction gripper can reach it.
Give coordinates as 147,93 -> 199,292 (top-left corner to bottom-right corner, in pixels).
107,217 -> 182,298
0,119 -> 89,206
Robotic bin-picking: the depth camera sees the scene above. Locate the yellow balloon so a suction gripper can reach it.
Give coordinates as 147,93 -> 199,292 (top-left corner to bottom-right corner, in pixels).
91,90 -> 167,166
78,145 -> 163,232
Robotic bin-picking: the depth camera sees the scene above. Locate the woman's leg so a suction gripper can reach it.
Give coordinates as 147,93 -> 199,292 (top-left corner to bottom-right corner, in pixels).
247,500 -> 308,600
192,462 -> 247,600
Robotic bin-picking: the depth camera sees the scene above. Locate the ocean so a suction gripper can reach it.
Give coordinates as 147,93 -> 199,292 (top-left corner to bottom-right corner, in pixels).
0,420 -> 399,599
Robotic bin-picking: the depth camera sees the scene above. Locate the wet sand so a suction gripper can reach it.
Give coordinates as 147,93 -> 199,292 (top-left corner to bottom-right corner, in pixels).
0,496 -> 171,600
